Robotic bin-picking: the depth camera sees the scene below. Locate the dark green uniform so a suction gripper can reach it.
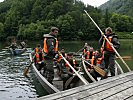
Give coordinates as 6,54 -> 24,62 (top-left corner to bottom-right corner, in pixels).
43,34 -> 57,84
59,59 -> 73,90
99,33 -> 120,76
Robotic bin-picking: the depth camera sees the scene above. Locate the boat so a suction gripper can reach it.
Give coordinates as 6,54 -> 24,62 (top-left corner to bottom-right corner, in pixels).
9,48 -> 27,56
82,55 -> 124,82
29,53 -> 85,94
8,42 -> 27,56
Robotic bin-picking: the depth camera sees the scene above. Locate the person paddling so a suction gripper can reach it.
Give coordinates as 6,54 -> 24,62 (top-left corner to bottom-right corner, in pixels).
99,27 -> 120,76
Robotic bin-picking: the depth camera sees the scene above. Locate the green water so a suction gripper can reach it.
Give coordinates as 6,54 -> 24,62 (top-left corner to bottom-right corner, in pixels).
0,39 -> 133,99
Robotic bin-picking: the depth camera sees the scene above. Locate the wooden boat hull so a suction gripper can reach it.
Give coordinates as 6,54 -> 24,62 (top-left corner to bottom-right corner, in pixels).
29,53 -> 60,94
29,53 -> 84,94
82,56 -> 124,82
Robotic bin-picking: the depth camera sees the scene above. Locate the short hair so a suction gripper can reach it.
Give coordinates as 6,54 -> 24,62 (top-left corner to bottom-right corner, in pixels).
61,47 -> 65,50
37,44 -> 41,48
67,52 -> 73,56
51,27 -> 59,32
105,27 -> 112,33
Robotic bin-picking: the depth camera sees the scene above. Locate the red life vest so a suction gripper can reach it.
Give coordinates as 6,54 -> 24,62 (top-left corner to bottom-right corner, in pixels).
43,38 -> 58,53
105,36 -> 114,52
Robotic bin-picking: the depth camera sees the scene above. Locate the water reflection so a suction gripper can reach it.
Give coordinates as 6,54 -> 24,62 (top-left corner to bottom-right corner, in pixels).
0,48 -> 38,100
0,39 -> 133,99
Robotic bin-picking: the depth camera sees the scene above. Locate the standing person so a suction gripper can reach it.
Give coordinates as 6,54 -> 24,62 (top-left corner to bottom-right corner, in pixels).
43,27 -> 59,84
99,27 -> 120,76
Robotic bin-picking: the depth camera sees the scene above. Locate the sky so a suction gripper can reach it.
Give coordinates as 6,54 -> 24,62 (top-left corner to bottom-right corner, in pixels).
81,0 -> 109,7
0,0 -> 109,7
0,0 -> 3,2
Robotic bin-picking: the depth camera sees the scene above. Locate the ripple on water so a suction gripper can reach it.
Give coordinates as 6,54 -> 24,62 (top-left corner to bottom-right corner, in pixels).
0,48 -> 39,100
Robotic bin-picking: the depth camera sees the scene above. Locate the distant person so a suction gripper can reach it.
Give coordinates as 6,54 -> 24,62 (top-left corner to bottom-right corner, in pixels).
19,41 -> 26,49
9,42 -> 18,50
43,27 -> 59,84
99,27 -> 120,76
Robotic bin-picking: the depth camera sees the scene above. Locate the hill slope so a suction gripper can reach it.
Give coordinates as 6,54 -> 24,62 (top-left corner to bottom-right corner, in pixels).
99,0 -> 133,17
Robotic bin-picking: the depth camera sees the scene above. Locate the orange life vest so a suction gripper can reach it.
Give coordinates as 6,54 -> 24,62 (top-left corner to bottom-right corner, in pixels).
57,55 -> 62,63
86,51 -> 95,60
35,53 -> 44,63
43,38 -> 58,53
91,56 -> 95,65
57,54 -> 67,63
83,49 -> 87,54
96,58 -> 103,65
35,48 -> 39,52
105,36 -> 114,52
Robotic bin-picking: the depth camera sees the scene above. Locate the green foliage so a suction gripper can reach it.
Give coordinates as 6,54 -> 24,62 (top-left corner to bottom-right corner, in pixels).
116,32 -> 133,39
0,0 -> 133,41
111,13 -> 133,32
0,22 -> 5,40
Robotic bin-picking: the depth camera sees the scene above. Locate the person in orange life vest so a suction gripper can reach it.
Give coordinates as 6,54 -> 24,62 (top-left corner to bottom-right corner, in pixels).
55,47 -> 67,63
32,44 -> 42,55
43,27 -> 59,84
55,47 -> 67,76
66,52 -> 78,72
34,47 -> 45,72
84,47 -> 95,60
89,50 -> 106,81
99,27 -> 120,76
78,43 -> 89,55
59,53 -> 77,90
83,43 -> 90,55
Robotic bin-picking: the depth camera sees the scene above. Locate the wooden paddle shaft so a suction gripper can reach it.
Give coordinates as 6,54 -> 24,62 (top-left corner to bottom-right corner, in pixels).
58,51 -> 89,85
84,10 -> 131,72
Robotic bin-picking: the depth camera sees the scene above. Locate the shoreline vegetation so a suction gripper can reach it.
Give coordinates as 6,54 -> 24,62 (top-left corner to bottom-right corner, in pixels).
0,0 -> 133,41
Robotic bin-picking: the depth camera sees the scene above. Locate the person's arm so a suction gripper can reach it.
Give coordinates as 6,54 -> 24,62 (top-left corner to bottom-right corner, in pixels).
99,36 -> 104,47
112,37 -> 120,49
47,38 -> 55,55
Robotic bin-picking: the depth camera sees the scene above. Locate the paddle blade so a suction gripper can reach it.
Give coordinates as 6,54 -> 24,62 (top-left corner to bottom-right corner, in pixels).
65,76 -> 74,89
93,66 -> 107,77
23,67 -> 29,76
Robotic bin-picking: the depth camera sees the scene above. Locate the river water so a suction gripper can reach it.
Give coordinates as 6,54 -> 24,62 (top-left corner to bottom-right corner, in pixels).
0,39 -> 133,99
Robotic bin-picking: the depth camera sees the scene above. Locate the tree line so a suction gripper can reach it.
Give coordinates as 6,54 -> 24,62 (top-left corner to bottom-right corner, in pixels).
0,0 -> 133,41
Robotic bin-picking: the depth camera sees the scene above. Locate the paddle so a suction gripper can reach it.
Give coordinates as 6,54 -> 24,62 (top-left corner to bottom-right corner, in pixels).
23,55 -> 35,76
84,10 -> 131,72
64,68 -> 81,89
65,76 -> 75,89
82,58 -> 107,78
116,56 -> 131,60
58,51 -> 89,85
23,61 -> 33,76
